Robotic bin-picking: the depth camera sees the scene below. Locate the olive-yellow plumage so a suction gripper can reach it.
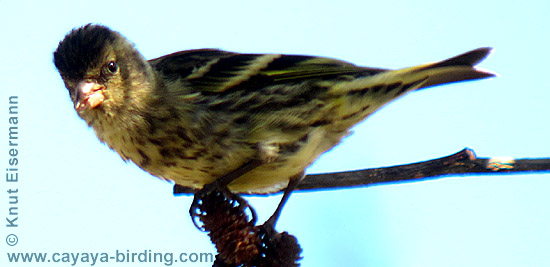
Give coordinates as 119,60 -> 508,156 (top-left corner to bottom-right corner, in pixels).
53,24 -> 494,194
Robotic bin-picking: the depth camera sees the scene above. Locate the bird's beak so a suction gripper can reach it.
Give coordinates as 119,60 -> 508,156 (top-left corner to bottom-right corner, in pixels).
75,81 -> 105,112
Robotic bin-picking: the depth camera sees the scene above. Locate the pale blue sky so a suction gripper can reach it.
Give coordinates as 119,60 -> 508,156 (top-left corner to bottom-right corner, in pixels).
1,0 -> 549,266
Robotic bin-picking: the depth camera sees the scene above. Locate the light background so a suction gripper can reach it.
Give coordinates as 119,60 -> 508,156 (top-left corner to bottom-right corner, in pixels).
1,0 -> 549,266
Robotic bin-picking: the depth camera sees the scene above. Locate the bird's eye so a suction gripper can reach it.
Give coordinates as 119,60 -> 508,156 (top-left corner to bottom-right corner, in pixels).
107,61 -> 118,73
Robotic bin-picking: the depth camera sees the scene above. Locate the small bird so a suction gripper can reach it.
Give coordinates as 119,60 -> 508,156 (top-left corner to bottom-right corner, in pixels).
53,24 -> 494,228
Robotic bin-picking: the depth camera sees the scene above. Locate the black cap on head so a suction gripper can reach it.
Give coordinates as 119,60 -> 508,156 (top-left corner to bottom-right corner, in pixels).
53,24 -> 119,80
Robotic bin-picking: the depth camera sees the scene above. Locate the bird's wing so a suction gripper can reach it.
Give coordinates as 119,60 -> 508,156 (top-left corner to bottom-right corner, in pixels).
149,49 -> 388,93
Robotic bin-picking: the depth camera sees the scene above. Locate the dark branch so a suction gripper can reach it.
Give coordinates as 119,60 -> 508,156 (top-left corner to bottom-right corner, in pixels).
174,148 -> 550,196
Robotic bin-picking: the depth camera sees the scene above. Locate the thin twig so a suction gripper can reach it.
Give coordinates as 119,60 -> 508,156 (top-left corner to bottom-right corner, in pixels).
173,148 -> 550,196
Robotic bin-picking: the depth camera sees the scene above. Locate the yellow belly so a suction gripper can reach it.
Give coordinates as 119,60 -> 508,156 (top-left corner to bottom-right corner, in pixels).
159,127 -> 340,194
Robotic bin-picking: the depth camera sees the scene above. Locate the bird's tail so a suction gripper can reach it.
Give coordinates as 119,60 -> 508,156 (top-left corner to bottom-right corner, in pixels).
327,48 -> 496,129
396,47 -> 496,90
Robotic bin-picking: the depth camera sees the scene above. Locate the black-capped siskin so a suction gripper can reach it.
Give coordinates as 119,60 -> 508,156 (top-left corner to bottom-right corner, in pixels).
53,24 -> 495,222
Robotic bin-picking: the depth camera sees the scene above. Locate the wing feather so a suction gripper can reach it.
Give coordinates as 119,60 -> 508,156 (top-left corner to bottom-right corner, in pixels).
150,49 -> 388,93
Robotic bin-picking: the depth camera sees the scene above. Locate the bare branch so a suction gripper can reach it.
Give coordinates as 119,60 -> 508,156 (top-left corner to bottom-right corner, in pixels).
173,148 -> 550,196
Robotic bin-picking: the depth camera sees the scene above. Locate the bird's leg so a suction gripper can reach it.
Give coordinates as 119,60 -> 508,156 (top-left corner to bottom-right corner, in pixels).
190,159 -> 263,230
262,172 -> 304,232
190,141 -> 287,231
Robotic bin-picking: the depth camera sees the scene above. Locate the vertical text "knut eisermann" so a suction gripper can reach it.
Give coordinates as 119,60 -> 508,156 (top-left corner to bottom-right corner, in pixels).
6,96 -> 19,228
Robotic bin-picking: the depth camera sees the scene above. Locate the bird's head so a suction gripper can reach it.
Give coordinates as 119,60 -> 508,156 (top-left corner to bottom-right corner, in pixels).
53,24 -> 154,124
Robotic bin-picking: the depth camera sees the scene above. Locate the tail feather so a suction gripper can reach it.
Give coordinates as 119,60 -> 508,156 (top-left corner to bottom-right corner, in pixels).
412,47 -> 496,89
426,47 -> 493,69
